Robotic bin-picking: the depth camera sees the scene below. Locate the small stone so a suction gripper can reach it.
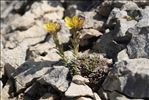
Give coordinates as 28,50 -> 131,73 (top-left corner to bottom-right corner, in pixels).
65,82 -> 93,97
77,97 -> 93,100
93,92 -> 102,100
72,75 -> 89,85
117,49 -> 129,61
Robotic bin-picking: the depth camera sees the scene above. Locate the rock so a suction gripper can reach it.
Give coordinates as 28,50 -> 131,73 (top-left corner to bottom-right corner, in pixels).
103,58 -> 149,98
106,7 -> 128,27
111,0 -> 149,8
97,1 -> 112,17
64,51 -> 74,62
126,19 -> 149,58
72,75 -> 89,85
27,47 -> 61,62
1,41 -> 28,69
93,31 -> 124,59
84,16 -> 104,30
140,6 -> 149,19
121,1 -> 139,11
4,64 -> 15,78
10,1 -> 64,30
107,91 -> 144,100
117,49 -> 129,61
39,65 -> 70,92
39,93 -> 59,100
76,97 -> 93,100
98,88 -> 108,100
24,82 -> 59,100
93,92 -> 102,100
80,29 -> 103,47
61,96 -> 93,100
115,19 -> 137,38
106,7 -> 138,36
1,84 -> 11,100
5,24 -> 46,46
65,82 -> 93,97
1,80 -> 17,100
11,60 -> 56,94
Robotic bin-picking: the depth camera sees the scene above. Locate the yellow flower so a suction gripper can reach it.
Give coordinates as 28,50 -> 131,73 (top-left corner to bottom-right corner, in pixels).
43,22 -> 61,34
64,16 -> 85,29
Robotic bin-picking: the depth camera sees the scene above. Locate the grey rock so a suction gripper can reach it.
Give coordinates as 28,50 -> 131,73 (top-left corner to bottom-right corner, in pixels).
1,41 -> 28,69
39,93 -> 59,100
72,75 -> 89,85
11,61 -> 56,94
5,24 -> 47,47
1,84 -> 11,100
97,1 -> 112,17
93,92 -> 102,100
98,88 -> 108,100
115,19 -> 137,38
108,91 -> 144,100
4,64 -> 15,78
76,97 -> 93,100
126,18 -> 149,58
103,58 -> 149,98
10,1 -> 64,30
80,29 -> 103,47
39,65 -> 70,92
140,6 -> 149,19
65,82 -> 93,97
121,1 -> 139,11
117,49 -> 129,61
27,46 -> 60,62
24,82 -> 58,100
93,31 -> 124,59
106,8 -> 127,27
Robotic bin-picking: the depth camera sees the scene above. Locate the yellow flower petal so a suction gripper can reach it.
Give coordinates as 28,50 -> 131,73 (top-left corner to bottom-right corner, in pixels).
78,19 -> 84,28
65,16 -> 74,29
65,17 -> 71,24
43,22 -> 61,33
64,16 -> 85,29
72,16 -> 79,27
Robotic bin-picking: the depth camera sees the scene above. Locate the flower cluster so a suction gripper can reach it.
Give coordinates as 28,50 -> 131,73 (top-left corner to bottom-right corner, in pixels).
65,16 -> 85,30
43,22 -> 61,34
43,16 -> 85,65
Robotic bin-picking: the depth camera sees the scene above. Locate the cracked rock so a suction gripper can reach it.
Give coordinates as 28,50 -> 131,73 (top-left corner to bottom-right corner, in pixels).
103,58 -> 149,98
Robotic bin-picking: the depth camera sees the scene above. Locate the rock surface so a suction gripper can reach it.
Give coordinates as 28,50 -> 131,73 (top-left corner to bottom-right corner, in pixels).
103,58 -> 149,98
1,0 -> 149,100
39,65 -> 70,92
72,75 -> 89,85
11,61 -> 55,94
65,82 -> 94,97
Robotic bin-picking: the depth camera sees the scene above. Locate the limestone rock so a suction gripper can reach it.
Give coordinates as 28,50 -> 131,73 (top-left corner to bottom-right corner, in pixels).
11,61 -> 56,93
72,75 -> 89,85
126,18 -> 149,58
117,49 -> 129,61
103,58 -> 149,98
65,82 -> 93,97
39,65 -> 70,92
93,92 -> 102,100
108,91 -> 144,100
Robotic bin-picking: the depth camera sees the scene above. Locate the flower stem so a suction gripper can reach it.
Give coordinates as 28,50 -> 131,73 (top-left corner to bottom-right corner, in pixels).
71,30 -> 80,57
53,34 -> 67,65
